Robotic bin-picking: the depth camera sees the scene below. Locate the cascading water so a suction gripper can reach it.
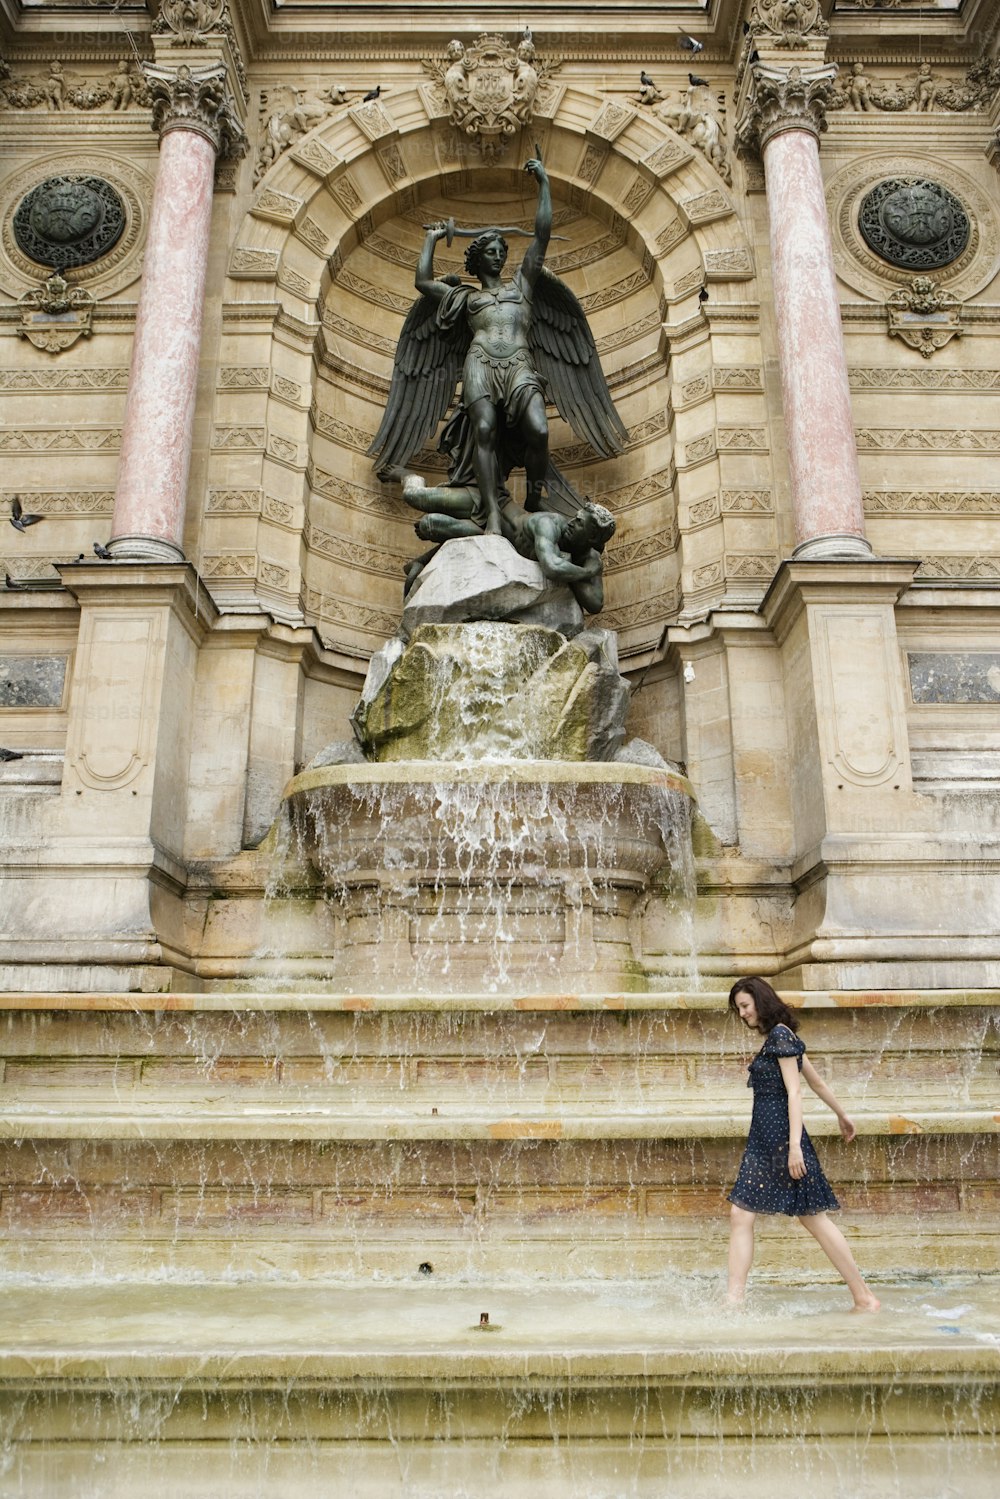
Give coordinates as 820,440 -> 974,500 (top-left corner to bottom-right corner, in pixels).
267,618 -> 698,994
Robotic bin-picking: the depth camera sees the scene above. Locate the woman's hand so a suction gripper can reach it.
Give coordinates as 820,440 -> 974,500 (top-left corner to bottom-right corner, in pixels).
787,1144 -> 806,1180
838,1114 -> 857,1143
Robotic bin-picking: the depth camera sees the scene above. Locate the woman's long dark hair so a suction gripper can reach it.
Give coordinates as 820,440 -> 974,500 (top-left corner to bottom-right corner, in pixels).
728,976 -> 800,1034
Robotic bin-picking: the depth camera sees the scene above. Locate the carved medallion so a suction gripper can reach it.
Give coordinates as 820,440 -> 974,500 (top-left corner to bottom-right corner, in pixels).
858,179 -> 969,271
12,176 -> 126,270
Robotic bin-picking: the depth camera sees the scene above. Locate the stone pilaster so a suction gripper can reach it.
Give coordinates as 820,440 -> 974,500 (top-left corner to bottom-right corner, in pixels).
109,45 -> 246,563
737,51 -> 872,562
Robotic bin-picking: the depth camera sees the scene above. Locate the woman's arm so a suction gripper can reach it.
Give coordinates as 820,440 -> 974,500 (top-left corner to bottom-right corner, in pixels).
801,1055 -> 857,1142
778,1054 -> 806,1179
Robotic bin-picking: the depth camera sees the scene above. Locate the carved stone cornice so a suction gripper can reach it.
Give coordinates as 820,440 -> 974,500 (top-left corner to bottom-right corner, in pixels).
146,62 -> 247,159
736,63 -> 838,157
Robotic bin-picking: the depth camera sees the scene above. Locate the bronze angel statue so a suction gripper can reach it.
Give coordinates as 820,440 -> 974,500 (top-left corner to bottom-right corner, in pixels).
367,157 -> 628,544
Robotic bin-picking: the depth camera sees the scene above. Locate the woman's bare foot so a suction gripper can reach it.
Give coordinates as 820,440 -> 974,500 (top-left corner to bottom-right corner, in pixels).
850,1292 -> 881,1313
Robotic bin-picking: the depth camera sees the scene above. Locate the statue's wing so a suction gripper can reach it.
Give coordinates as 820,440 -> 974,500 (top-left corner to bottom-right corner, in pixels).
367,286 -> 469,473
530,269 -> 629,458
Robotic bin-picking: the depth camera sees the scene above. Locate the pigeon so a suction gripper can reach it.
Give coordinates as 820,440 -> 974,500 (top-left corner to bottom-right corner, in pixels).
362,85 -> 381,103
677,34 -> 704,54
0,747 -> 25,762
9,497 -> 43,532
743,20 -> 751,34
698,287 -> 709,304
93,541 -> 112,560
640,70 -> 657,90
749,50 -> 760,64
688,72 -> 710,89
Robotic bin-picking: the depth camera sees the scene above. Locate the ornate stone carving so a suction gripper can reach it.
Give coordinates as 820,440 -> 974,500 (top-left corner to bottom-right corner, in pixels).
886,276 -> 963,358
147,63 -> 246,158
423,32 -> 560,162
13,177 -> 126,271
17,270 -> 94,352
828,156 -> 998,301
1,155 -> 151,297
657,87 -> 731,184
748,0 -> 829,48
0,58 -> 152,112
858,180 -> 970,272
736,64 -> 837,155
153,0 -> 226,41
255,84 -> 347,184
749,0 -> 827,46
830,58 -> 1000,114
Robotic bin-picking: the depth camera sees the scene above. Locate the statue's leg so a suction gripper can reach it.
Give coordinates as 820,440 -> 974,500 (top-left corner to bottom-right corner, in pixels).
467,396 -> 503,535
415,514 -> 483,542
521,392 -> 550,512
403,479 -> 479,518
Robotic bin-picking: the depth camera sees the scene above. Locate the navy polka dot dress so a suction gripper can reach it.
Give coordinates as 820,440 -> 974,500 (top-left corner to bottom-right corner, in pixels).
727,1023 -> 841,1216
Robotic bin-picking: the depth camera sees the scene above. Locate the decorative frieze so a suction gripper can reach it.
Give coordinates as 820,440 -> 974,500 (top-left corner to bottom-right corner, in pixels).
856,428 -> 1000,452
688,494 -> 721,529
218,366 -> 269,389
304,521 -> 408,578
211,426 -> 266,450
206,489 -> 263,514
309,467 -> 398,520
916,555 -> 1000,580
829,58 -> 1000,114
605,528 -> 678,573
851,368 -> 1000,392
0,489 -> 113,514
864,491 -> 1000,515
228,246 -> 279,279
722,489 -> 773,512
0,368 -> 128,392
0,428 -> 119,451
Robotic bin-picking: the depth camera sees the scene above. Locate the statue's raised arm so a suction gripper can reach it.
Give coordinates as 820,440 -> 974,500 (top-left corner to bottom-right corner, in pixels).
368,156 -> 628,538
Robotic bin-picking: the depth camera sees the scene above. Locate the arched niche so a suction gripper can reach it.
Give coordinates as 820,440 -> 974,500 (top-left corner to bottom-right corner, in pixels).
222,88 -> 757,661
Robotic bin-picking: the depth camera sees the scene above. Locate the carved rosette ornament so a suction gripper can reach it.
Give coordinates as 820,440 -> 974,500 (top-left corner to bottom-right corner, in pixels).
146,62 -> 246,158
736,63 -> 837,155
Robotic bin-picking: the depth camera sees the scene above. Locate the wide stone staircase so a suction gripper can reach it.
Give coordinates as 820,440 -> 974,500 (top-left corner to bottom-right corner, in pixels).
1,987 -> 998,1496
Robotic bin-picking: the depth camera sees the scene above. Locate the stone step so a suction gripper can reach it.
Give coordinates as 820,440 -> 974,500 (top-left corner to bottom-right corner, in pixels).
2,1101 -> 997,1139
2,1280 -> 997,1497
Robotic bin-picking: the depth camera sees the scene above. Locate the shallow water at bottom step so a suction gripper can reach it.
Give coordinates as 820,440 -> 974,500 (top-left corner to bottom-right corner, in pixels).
1,1278 -> 997,1498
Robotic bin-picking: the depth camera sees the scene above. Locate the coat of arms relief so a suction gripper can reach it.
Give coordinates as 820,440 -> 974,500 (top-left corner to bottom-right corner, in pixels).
423,32 -> 560,162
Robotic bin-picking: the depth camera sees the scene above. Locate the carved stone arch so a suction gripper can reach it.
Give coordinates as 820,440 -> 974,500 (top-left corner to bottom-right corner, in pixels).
232,85 -> 753,310
217,88 -> 760,659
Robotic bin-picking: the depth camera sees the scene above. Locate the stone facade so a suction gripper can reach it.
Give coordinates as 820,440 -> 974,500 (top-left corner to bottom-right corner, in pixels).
2,4 -> 1000,1484
2,4 -> 999,990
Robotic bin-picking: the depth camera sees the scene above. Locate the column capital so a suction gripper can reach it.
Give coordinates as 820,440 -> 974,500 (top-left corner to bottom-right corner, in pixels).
145,61 -> 247,159
736,62 -> 837,157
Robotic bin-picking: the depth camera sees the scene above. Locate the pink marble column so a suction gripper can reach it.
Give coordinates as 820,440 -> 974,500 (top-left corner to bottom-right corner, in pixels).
751,68 -> 872,560
110,129 -> 216,561
110,65 -> 244,562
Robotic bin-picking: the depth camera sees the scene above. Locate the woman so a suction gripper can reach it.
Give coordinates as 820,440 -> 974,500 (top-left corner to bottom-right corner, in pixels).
726,977 -> 880,1312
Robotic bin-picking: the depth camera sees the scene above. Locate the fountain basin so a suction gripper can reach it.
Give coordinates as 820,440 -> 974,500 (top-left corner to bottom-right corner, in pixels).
278,761 -> 694,992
